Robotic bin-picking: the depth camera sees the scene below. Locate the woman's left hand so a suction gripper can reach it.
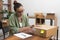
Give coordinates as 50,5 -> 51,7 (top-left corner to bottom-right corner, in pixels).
22,27 -> 34,33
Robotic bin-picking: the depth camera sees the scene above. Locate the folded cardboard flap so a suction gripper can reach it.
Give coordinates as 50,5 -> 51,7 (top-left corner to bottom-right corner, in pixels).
34,25 -> 56,30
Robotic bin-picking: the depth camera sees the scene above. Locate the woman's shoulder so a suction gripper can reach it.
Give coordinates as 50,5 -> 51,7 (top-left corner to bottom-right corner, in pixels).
9,13 -> 16,19
10,14 -> 14,17
22,14 -> 28,18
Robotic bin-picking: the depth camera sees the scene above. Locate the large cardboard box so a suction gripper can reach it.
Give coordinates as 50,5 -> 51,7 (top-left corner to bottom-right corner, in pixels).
33,25 -> 57,37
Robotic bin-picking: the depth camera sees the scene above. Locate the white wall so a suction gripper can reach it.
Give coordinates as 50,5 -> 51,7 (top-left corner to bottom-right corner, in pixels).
11,0 -> 60,26
11,0 -> 60,15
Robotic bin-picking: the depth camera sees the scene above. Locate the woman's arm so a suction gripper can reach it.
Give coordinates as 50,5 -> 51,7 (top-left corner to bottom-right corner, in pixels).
9,14 -> 19,34
25,15 -> 29,26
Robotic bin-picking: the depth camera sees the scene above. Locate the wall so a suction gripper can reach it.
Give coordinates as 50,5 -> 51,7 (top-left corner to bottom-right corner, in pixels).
11,0 -> 60,26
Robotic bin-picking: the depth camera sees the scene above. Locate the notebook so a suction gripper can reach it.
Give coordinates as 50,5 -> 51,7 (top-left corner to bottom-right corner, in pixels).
14,32 -> 32,39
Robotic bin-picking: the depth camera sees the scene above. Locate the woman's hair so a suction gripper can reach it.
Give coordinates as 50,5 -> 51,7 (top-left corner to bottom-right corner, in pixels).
13,1 -> 22,11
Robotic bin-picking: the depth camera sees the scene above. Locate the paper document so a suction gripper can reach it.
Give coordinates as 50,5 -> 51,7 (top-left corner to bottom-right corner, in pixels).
14,33 -> 32,39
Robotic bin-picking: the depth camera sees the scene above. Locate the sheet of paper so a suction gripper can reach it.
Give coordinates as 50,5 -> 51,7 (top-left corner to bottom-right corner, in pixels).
45,20 -> 54,26
45,20 -> 50,25
14,33 -> 32,39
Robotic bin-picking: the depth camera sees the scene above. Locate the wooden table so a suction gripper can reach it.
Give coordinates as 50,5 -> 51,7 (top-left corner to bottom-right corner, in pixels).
4,35 -> 50,40
4,25 -> 58,40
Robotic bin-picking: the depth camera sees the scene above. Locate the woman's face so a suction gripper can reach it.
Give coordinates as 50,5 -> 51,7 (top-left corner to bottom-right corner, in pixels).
16,6 -> 24,16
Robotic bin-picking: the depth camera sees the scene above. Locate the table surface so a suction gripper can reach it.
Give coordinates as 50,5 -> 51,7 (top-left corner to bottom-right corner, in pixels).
4,35 -> 50,40
4,25 -> 57,40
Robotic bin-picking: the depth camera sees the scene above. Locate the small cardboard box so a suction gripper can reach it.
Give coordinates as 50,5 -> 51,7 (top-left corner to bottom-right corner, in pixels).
46,13 -> 55,20
35,13 -> 45,18
33,25 -> 58,37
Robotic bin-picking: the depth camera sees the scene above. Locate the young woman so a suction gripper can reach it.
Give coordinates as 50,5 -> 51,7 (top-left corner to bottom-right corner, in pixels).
9,1 -> 33,35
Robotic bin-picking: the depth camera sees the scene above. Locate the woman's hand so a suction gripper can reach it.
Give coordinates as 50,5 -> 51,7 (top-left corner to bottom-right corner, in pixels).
19,27 -> 34,33
22,27 -> 34,33
18,27 -> 31,32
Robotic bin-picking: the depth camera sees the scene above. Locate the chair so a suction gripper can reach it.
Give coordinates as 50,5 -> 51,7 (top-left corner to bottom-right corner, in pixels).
0,21 -> 2,29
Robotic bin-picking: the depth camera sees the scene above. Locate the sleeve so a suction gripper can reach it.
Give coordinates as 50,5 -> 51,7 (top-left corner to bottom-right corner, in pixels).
9,14 -> 19,34
25,15 -> 29,26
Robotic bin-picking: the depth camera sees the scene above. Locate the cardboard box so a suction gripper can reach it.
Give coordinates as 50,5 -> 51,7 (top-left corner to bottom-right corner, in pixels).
33,25 -> 58,37
46,13 -> 55,20
35,13 -> 45,18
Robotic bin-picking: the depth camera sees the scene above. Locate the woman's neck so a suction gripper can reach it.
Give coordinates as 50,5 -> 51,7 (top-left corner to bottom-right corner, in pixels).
18,16 -> 22,22
16,14 -> 22,17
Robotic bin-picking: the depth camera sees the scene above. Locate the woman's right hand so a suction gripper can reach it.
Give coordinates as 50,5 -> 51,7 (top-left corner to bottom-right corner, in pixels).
18,27 -> 25,32
19,27 -> 33,33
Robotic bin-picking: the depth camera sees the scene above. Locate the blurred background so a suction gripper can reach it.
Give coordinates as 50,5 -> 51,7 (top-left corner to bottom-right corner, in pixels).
0,0 -> 60,40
